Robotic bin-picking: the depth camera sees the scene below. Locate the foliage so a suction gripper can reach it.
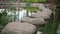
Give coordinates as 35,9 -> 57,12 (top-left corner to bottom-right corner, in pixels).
0,9 -> 11,32
0,13 -> 2,17
22,7 -> 39,12
56,0 -> 60,5
9,6 -> 16,12
56,6 -> 60,10
22,0 -> 47,3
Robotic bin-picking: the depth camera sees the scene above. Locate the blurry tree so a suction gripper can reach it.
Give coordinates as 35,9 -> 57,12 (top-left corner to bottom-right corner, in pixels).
0,9 -> 9,29
26,0 -> 30,17
9,6 -> 16,21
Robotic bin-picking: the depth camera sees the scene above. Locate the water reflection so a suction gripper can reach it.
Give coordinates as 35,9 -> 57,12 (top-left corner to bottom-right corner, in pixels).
0,9 -> 33,22
36,31 -> 42,34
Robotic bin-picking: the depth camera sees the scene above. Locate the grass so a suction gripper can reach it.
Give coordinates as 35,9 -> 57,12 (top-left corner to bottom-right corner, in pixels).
44,22 -> 53,34
37,20 -> 53,34
38,26 -> 45,32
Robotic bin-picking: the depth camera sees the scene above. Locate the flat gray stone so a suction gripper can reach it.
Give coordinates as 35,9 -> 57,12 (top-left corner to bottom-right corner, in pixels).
1,22 -> 36,34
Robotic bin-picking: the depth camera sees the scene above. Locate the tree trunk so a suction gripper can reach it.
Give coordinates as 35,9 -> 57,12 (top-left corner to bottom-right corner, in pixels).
26,10 -> 29,17
44,0 -> 60,34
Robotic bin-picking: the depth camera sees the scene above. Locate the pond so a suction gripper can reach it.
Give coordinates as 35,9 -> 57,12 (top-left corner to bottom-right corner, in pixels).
36,31 -> 43,34
0,9 -> 44,34
0,9 -> 35,21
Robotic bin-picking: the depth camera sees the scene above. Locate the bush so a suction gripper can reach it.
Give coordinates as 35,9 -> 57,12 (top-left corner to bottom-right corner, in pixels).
0,9 -> 11,32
